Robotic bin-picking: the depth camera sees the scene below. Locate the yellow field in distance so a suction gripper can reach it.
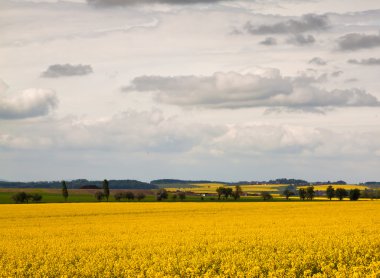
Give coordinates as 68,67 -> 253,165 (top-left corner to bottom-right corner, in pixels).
298,184 -> 369,191
0,202 -> 379,277
165,183 -> 280,193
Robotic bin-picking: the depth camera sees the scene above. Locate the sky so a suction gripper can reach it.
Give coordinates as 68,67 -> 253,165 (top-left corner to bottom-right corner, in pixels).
1,0 -> 380,183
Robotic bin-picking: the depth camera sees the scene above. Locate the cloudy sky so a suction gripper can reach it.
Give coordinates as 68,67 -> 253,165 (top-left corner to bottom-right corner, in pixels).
1,0 -> 380,183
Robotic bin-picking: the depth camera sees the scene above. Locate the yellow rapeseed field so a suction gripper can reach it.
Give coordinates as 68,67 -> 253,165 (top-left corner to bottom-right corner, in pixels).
0,202 -> 379,277
166,183 -> 279,194
298,185 -> 369,191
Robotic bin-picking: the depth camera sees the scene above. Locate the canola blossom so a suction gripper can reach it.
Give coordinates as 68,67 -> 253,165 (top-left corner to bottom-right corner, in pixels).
0,202 -> 379,277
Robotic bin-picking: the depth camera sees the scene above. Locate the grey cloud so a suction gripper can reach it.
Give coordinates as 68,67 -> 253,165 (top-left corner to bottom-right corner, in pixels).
260,37 -> 277,46
244,14 -> 329,35
308,57 -> 327,66
348,58 -> 380,65
0,88 -> 58,120
286,34 -> 315,45
331,71 -> 343,78
337,33 -> 380,51
123,71 -> 379,109
42,64 -> 93,78
87,0 -> 227,6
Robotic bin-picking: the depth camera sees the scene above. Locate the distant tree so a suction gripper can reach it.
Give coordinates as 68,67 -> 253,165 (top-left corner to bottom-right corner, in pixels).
361,188 -> 379,199
171,194 -> 177,200
156,189 -> 168,201
306,186 -> 315,200
125,191 -> 135,201
12,192 -> 29,203
326,185 -> 335,200
95,191 -> 105,201
232,185 -> 243,200
283,187 -> 295,200
102,179 -> 110,201
136,192 -> 146,201
335,188 -> 348,201
298,188 -> 306,200
178,191 -> 186,201
62,180 -> 69,202
261,192 -> 273,201
349,189 -> 361,201
114,192 -> 124,201
30,193 -> 42,202
216,186 -> 224,200
223,188 -> 233,199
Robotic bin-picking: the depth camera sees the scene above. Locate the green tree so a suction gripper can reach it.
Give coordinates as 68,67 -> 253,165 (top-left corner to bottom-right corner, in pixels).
283,187 -> 295,200
349,189 -> 360,201
62,180 -> 69,202
156,189 -> 168,201
223,187 -> 233,199
306,186 -> 315,200
335,188 -> 348,201
12,192 -> 29,203
216,186 -> 224,200
232,185 -> 243,200
298,188 -> 306,200
102,179 -> 110,201
326,185 -> 335,200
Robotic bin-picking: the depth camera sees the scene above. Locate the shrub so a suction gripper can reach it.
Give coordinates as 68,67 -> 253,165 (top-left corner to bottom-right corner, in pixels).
95,191 -> 105,201
114,192 -> 124,201
156,189 -> 168,201
136,193 -> 146,201
261,192 -> 273,201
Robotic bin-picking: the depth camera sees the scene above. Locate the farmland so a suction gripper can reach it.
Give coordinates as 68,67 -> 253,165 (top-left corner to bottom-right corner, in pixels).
0,202 -> 379,277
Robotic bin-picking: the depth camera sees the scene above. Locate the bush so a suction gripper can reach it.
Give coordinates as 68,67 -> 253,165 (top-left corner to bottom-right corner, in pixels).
261,192 -> 273,201
114,192 -> 124,201
95,191 -> 105,201
136,193 -> 146,201
31,193 -> 42,202
178,192 -> 186,201
156,189 -> 168,201
125,191 -> 135,200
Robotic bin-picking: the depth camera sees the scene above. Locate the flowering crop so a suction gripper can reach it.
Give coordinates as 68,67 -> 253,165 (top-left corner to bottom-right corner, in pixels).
0,202 -> 379,277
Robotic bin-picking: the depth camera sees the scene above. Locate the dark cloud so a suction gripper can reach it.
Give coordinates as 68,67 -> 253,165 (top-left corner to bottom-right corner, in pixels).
348,58 -> 380,65
244,14 -> 329,35
260,37 -> 277,46
87,0 -> 226,6
287,34 -> 315,45
308,57 -> 327,66
123,71 -> 379,109
42,64 -> 93,78
0,88 -> 58,120
337,33 -> 380,51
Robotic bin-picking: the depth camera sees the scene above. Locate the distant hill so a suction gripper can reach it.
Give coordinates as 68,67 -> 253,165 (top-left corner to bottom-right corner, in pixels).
0,179 -> 157,190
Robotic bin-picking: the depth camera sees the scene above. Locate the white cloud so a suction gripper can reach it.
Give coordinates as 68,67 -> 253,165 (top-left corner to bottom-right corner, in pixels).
124,70 -> 379,109
0,87 -> 58,119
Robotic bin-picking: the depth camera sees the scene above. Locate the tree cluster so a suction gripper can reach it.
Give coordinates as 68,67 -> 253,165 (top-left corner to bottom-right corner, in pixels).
113,191 -> 146,201
12,192 -> 42,203
216,186 -> 242,200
